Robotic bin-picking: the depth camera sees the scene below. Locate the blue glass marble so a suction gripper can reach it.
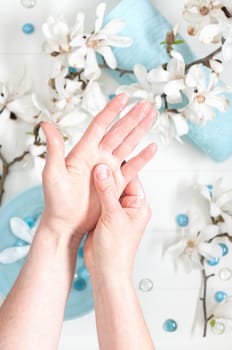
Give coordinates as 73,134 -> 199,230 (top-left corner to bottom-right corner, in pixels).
15,239 -> 28,247
78,265 -> 90,279
22,23 -> 35,34
24,216 -> 35,228
207,185 -> 213,192
215,291 -> 228,303
68,67 -> 77,74
207,257 -> 220,266
163,319 -> 178,332
74,278 -> 87,291
78,246 -> 84,258
109,94 -> 116,100
176,214 -> 189,227
219,243 -> 229,257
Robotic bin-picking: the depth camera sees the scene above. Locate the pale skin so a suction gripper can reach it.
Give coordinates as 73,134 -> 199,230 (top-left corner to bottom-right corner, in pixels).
0,94 -> 156,350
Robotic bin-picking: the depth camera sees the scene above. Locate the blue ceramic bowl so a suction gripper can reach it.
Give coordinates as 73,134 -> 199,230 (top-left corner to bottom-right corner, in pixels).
0,186 -> 94,320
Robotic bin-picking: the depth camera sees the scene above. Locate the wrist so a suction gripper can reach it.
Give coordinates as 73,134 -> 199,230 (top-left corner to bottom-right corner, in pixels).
90,270 -> 133,294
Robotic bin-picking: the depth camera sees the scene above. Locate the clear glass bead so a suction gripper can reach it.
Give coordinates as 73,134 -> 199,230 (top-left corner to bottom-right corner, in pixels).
21,0 -> 36,8
212,321 -> 226,335
218,267 -> 232,281
139,278 -> 153,292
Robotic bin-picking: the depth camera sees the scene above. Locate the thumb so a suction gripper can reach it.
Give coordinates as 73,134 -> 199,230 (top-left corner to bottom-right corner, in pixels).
93,164 -> 121,216
41,122 -> 66,175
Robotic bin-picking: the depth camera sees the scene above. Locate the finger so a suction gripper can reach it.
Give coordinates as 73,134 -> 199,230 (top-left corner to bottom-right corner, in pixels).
41,122 -> 66,175
120,176 -> 146,209
121,143 -> 157,183
93,164 -> 121,216
100,101 -> 152,152
81,93 -> 128,145
113,109 -> 156,161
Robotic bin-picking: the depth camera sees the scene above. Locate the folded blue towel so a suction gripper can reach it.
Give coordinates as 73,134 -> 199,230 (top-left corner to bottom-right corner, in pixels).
105,0 -> 232,162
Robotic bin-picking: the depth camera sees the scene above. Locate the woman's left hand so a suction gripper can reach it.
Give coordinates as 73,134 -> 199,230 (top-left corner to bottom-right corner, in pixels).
40,93 -> 157,240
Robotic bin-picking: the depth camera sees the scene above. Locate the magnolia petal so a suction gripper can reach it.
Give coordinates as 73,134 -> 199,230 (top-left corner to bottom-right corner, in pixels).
96,46 -> 117,69
198,242 -> 222,259
134,64 -> 149,89
71,12 -> 85,39
199,24 -> 222,44
148,66 -> 170,83
10,217 -> 33,243
101,19 -> 125,35
7,95 -> 39,123
172,113 -> 189,136
95,2 -> 106,33
106,35 -> 133,47
185,65 -> 206,91
206,95 -> 229,112
82,81 -> 108,115
84,49 -> 101,80
166,239 -> 187,256
68,47 -> 86,69
0,245 -> 30,264
164,80 -> 185,99
209,59 -> 224,74
222,40 -> 232,62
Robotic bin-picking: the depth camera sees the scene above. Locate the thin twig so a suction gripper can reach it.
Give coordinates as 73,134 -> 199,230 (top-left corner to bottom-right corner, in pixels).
200,257 -> 215,337
99,58 -> 134,77
185,45 -> 223,71
0,148 -> 29,205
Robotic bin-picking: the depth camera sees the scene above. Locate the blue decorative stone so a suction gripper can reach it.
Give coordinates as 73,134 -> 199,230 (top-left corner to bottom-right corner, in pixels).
15,239 -> 28,247
176,214 -> 189,227
163,319 -> 178,332
73,278 -> 87,291
219,243 -> 229,257
207,184 -> 213,192
215,291 -> 228,303
207,257 -> 220,266
109,94 -> 116,100
68,66 -> 77,74
78,247 -> 84,258
24,216 -> 35,228
78,265 -> 90,279
22,23 -> 35,34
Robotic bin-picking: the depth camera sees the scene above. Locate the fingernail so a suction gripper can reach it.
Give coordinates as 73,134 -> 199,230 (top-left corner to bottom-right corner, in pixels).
95,164 -> 110,181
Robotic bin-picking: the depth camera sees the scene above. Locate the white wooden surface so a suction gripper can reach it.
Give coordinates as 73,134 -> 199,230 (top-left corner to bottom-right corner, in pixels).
0,0 -> 231,349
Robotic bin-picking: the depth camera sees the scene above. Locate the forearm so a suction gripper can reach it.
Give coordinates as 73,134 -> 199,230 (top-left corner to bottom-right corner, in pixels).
91,274 -> 155,350
0,221 -> 80,350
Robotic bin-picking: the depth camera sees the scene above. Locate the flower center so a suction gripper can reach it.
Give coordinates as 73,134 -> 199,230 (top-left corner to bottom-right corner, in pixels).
195,94 -> 206,104
187,239 -> 197,249
200,6 -> 210,16
87,39 -> 100,49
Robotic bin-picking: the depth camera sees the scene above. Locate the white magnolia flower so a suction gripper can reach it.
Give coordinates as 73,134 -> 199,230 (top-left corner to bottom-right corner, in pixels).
43,3 -> 132,79
69,3 -> 132,79
200,17 -> 232,61
167,218 -> 222,272
183,0 -> 224,36
33,80 -> 108,142
0,217 -> 40,264
52,68 -> 84,112
151,110 -> 189,144
183,65 -> 230,124
117,64 -> 162,110
0,70 -> 39,123
212,295 -> 232,327
198,179 -> 232,218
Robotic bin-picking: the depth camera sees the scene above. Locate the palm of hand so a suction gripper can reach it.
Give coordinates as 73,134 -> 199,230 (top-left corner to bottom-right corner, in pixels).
42,95 -> 156,238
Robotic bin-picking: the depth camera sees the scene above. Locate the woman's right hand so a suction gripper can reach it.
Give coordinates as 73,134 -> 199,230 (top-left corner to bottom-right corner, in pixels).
84,163 -> 152,283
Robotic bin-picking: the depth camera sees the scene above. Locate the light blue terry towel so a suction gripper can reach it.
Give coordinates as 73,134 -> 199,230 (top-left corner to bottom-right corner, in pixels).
105,0 -> 232,162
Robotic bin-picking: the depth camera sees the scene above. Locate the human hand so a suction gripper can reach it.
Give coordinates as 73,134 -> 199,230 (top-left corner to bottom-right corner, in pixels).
40,94 -> 156,240
84,163 -> 151,282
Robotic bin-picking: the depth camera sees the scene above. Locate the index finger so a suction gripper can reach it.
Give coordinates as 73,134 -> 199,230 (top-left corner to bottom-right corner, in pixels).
80,93 -> 129,144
